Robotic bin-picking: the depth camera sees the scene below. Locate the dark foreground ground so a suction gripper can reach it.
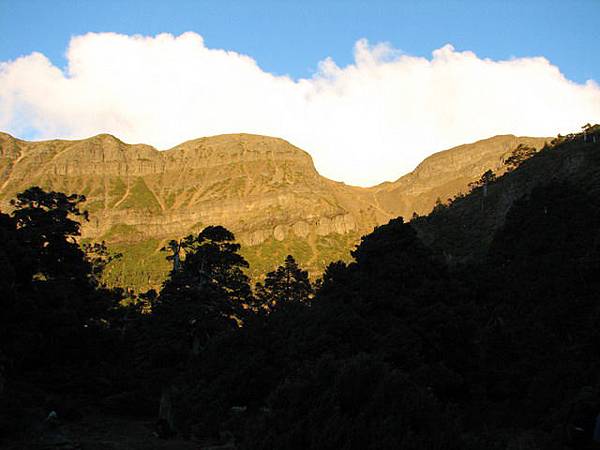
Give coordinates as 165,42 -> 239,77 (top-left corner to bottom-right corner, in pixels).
2,413 -> 216,450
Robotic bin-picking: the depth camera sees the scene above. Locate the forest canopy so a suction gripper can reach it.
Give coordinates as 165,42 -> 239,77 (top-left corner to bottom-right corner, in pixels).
1,126 -> 600,449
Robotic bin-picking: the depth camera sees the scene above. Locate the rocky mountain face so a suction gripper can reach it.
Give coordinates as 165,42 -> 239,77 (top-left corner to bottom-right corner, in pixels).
0,131 -> 548,290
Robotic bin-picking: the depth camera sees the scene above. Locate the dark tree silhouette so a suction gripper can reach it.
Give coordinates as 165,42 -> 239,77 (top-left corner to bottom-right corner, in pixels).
161,239 -> 183,272
255,255 -> 313,309
82,241 -> 122,285
503,143 -> 537,171
10,186 -> 89,282
0,187 -> 122,413
350,217 -> 444,291
468,169 -> 496,191
162,226 -> 251,303
151,226 -> 252,364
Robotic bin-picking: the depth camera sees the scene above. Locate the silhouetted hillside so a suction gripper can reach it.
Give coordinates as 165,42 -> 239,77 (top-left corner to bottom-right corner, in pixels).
412,128 -> 600,262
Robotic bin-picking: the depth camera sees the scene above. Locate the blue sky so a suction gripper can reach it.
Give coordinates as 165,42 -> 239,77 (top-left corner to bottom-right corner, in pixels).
2,0 -> 599,83
1,0 -> 600,185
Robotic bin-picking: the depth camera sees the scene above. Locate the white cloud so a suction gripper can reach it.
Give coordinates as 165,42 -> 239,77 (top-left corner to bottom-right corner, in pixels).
1,32 -> 599,186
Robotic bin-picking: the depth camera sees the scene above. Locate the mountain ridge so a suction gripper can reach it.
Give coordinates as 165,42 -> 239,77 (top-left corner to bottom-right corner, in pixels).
0,131 -> 549,289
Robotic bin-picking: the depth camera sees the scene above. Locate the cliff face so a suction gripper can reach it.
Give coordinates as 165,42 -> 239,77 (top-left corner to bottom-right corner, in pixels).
0,133 -> 380,242
0,131 -> 548,289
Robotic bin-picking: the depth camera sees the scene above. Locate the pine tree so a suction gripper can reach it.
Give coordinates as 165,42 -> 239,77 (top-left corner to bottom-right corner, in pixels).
256,255 -> 313,309
2,187 -> 120,371
152,226 -> 252,360
503,143 -> 537,171
10,186 -> 90,282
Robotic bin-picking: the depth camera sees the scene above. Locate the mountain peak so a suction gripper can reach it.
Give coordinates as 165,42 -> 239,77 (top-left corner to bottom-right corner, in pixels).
169,132 -> 312,158
91,132 -> 121,141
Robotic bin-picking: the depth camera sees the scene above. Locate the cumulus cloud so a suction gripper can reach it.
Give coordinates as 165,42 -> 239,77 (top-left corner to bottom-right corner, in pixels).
1,32 -> 599,186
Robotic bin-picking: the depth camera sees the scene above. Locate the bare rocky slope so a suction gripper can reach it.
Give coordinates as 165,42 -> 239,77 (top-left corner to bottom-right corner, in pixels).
0,131 -> 548,290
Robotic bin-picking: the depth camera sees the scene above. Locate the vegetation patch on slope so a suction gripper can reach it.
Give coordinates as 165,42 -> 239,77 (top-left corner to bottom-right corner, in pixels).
118,177 -> 161,212
101,239 -> 169,291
